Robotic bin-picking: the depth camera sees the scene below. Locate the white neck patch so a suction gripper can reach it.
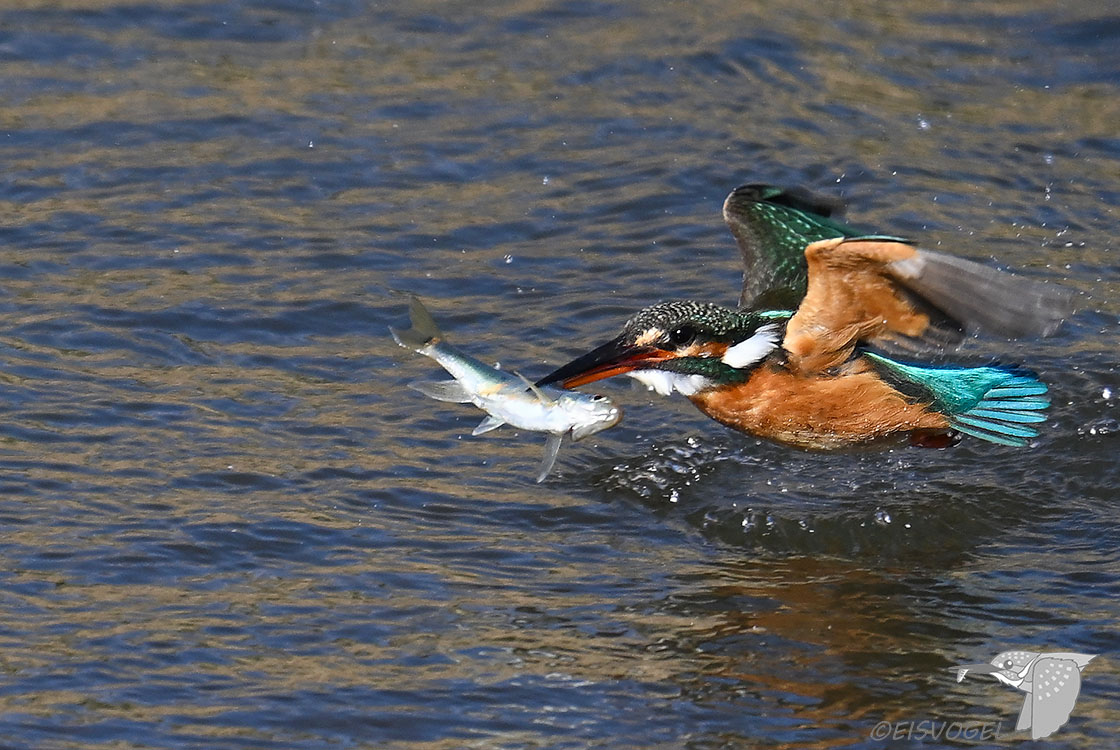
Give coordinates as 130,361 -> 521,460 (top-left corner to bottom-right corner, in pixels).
721,324 -> 781,369
627,369 -> 713,397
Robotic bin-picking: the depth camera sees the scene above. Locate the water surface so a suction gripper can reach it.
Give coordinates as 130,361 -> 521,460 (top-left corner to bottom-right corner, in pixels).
0,1 -> 1117,748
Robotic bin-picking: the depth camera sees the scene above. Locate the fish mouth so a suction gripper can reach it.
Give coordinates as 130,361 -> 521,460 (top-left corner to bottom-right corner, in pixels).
947,663 -> 1000,682
536,335 -> 671,389
571,404 -> 624,440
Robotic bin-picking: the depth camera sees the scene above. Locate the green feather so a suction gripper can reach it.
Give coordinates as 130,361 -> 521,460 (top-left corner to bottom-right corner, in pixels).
862,352 -> 1051,447
725,185 -> 899,309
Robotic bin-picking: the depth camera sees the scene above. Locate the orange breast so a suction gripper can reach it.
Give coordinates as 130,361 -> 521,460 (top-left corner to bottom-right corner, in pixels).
689,361 -> 950,449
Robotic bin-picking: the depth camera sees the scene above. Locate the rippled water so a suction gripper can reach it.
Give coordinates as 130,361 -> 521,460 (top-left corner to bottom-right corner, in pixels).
0,1 -> 1117,748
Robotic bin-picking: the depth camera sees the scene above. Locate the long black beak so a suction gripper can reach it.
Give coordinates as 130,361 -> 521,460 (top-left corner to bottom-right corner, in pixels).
535,335 -> 666,389
946,663 -> 1000,683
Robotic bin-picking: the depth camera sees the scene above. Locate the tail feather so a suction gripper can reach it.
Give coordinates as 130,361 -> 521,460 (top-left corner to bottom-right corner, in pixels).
975,398 -> 1048,411
863,352 -> 1052,447
390,296 -> 444,351
986,384 -> 1048,398
953,415 -> 1039,440
964,408 -> 1047,424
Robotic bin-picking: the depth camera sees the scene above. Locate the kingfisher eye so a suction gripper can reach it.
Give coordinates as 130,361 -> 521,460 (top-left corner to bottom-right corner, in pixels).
1003,660 -> 1014,669
668,325 -> 697,346
591,395 -> 607,402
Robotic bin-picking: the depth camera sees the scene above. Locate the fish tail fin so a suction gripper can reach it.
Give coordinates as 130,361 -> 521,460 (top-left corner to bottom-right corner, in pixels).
864,352 -> 1051,447
390,296 -> 444,351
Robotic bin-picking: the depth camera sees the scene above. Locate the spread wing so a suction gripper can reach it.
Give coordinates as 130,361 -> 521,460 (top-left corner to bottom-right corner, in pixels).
722,184 -> 892,310
782,237 -> 1075,374
1028,657 -> 1083,739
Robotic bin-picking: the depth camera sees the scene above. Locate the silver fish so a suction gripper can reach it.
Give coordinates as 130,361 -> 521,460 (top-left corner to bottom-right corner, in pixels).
390,297 -> 622,482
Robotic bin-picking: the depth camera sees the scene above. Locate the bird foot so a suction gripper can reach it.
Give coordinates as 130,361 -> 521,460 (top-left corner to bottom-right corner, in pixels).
910,429 -> 960,449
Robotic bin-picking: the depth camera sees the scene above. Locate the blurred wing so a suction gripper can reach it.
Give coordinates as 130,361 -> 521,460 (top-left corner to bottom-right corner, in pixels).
782,238 -> 1074,374
890,248 -> 1073,338
722,184 -> 884,310
1029,657 -> 1083,740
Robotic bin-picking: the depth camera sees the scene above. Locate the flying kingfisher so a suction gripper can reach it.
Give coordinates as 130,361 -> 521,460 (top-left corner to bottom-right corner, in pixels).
950,650 -> 1096,739
537,184 -> 1075,449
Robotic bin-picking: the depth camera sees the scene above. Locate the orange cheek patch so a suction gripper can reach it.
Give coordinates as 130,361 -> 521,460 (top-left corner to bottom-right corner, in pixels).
682,342 -> 727,359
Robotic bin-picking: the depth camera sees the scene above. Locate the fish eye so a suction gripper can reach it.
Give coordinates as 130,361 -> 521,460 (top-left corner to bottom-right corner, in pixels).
1003,660 -> 1014,669
591,395 -> 607,402
668,325 -> 697,346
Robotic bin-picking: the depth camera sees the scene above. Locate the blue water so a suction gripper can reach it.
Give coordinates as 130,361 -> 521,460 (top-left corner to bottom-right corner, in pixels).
0,2 -> 1117,748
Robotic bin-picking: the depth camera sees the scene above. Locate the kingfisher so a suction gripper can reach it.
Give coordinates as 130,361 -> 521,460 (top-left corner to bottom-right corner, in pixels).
536,184 -> 1075,449
950,650 -> 1096,739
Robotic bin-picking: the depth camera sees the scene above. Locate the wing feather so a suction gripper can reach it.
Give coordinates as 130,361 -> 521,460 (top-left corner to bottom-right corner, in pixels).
889,249 -> 1074,337
783,238 -> 930,373
723,184 -> 869,310
783,238 -> 1074,374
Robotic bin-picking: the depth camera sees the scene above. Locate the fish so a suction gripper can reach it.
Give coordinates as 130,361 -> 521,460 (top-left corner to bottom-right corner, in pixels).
390,296 -> 622,482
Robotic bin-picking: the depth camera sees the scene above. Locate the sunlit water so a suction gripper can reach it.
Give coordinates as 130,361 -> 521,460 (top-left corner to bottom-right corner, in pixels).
0,2 -> 1117,748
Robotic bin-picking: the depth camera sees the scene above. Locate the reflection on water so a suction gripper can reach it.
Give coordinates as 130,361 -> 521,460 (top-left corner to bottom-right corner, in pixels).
0,0 -> 1117,747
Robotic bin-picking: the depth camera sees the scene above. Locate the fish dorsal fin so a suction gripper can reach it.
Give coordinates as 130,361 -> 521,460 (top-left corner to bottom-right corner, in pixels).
536,433 -> 564,483
409,379 -> 472,403
515,370 -> 555,405
472,415 -> 505,436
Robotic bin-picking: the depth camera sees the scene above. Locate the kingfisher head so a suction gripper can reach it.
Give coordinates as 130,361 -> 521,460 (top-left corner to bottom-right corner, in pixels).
536,301 -> 787,397
950,650 -> 1040,688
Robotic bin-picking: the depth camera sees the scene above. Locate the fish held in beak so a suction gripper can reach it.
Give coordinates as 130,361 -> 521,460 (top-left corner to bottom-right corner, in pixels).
947,663 -> 1001,682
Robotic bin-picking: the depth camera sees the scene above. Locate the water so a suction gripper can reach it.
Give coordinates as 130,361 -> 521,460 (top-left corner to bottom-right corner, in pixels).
0,1 -> 1117,748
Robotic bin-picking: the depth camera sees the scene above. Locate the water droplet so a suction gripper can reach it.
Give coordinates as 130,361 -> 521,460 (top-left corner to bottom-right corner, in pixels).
1078,417 -> 1120,436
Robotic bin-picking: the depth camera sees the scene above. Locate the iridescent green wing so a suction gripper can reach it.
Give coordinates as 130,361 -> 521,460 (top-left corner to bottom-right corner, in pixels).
722,184 -> 896,310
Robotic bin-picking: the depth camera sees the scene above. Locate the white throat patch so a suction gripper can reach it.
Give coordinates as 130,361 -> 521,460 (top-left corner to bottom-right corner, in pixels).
720,324 -> 781,369
627,369 -> 712,397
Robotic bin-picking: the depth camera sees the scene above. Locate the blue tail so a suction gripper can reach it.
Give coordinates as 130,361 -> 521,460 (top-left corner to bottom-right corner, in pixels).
863,352 -> 1050,447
